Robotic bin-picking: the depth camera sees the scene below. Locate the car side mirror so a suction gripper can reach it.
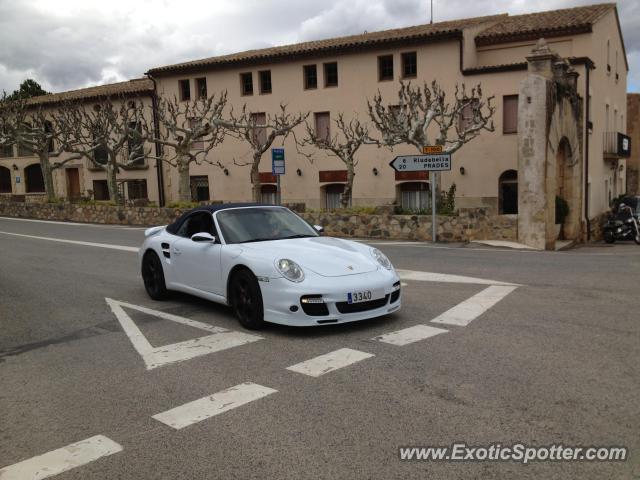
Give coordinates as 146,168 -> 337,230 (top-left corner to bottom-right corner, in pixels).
313,225 -> 324,234
191,232 -> 216,243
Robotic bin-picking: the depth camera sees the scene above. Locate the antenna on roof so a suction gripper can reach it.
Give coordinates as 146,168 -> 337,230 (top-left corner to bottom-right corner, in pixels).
430,0 -> 433,24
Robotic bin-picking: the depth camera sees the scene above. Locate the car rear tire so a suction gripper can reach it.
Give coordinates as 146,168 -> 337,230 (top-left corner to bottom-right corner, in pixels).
230,269 -> 265,330
603,230 -> 615,244
142,251 -> 168,300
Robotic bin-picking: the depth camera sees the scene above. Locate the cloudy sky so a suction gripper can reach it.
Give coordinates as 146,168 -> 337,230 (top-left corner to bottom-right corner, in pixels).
0,0 -> 638,94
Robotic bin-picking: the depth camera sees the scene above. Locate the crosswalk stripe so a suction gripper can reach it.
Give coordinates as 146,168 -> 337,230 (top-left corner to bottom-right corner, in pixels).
152,382 -> 277,430
286,348 -> 374,377
373,324 -> 448,346
0,435 -> 122,480
431,285 -> 518,326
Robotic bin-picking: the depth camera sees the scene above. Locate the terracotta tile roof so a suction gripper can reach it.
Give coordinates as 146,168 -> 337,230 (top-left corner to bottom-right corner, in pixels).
26,78 -> 154,106
475,3 -> 615,46
148,14 -> 507,75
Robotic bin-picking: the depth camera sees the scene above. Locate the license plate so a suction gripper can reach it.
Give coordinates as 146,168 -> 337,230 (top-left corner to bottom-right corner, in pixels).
347,290 -> 373,304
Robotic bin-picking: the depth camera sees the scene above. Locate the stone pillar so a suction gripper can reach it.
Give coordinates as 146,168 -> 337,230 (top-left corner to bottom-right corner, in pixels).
517,39 -> 560,250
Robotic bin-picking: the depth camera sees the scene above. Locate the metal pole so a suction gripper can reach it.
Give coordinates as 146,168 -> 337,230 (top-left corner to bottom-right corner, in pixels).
276,175 -> 281,205
431,171 -> 437,242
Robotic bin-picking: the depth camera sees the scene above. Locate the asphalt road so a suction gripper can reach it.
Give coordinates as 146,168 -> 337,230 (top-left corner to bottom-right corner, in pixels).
0,216 -> 639,479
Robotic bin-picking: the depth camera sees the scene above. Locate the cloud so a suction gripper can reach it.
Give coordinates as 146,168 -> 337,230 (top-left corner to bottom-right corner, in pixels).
0,0 -> 638,93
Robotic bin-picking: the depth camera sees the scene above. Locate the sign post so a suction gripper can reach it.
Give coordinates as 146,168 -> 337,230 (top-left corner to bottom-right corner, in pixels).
271,148 -> 285,205
388,146 -> 451,243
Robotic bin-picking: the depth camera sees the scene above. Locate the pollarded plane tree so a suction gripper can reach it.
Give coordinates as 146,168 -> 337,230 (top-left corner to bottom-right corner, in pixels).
367,81 -> 495,207
0,98 -> 79,202
141,93 -> 228,203
298,113 -> 376,208
56,98 -> 148,204
222,104 -> 308,202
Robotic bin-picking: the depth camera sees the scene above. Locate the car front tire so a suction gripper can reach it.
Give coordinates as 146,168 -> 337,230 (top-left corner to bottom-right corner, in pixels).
230,269 -> 265,330
142,250 -> 169,300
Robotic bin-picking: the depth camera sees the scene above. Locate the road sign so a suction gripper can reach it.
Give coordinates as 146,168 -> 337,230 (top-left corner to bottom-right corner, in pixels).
271,148 -> 285,175
389,153 -> 451,172
422,145 -> 443,154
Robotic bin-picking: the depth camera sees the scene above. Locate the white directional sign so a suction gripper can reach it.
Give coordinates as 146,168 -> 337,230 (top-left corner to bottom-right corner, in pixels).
389,153 -> 451,172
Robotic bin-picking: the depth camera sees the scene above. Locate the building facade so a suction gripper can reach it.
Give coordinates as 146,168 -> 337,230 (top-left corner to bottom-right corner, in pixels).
627,93 -> 640,195
0,3 -> 630,228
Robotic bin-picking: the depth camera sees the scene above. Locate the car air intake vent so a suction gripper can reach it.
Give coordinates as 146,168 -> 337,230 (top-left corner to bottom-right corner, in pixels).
390,282 -> 401,303
300,295 -> 329,316
336,295 -> 389,314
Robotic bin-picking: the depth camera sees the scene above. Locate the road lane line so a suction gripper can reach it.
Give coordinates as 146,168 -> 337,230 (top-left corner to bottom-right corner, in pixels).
0,435 -> 122,480
431,285 -> 518,326
152,382 -> 277,429
374,324 -> 448,346
286,348 -> 374,377
0,231 -> 139,252
397,269 -> 521,286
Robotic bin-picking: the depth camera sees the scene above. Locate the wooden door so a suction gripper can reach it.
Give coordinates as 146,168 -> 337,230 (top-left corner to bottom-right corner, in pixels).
66,168 -> 80,199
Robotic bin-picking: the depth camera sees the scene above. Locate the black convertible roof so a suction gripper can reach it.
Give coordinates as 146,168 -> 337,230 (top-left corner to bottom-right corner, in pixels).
166,202 -> 276,234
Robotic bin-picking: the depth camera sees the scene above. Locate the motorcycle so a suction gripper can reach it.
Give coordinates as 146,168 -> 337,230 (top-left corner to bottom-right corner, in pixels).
603,203 -> 640,245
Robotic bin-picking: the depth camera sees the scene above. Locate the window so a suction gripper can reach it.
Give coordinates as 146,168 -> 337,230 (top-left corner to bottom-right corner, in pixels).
93,133 -> 108,165
606,40 -> 611,73
459,99 -> 479,132
503,95 -> 518,134
196,77 -> 207,99
400,182 -> 429,212
259,70 -> 272,94
378,55 -> 394,81
127,121 -> 144,164
93,180 -> 109,200
0,144 -> 13,158
324,62 -> 338,87
314,112 -> 330,143
240,72 -> 253,96
0,166 -> 11,193
127,179 -> 148,201
188,118 -> 205,151
44,121 -> 55,153
498,170 -> 518,214
176,211 -> 216,238
190,175 -> 210,202
303,65 -> 317,90
24,163 -> 44,193
251,112 -> 266,146
179,79 -> 191,101
261,184 -> 277,204
17,123 -> 33,157
401,52 -> 417,78
324,184 -> 349,210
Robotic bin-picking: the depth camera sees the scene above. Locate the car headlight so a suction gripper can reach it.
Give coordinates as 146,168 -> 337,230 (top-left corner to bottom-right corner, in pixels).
275,258 -> 305,282
370,247 -> 392,270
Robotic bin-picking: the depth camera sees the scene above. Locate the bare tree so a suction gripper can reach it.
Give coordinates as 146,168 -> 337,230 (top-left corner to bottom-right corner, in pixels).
2,100 -> 79,201
141,93 -> 227,203
222,104 -> 308,202
56,98 -> 147,204
298,113 -> 374,208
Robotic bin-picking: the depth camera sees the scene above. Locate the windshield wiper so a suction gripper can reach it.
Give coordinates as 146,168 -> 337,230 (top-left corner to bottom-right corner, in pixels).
279,234 -> 316,239
241,237 -> 275,243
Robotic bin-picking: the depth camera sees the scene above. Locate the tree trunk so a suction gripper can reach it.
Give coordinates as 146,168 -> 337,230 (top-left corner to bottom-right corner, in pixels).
39,152 -> 56,202
106,159 -> 120,204
342,163 -> 355,208
177,156 -> 192,203
251,153 -> 261,203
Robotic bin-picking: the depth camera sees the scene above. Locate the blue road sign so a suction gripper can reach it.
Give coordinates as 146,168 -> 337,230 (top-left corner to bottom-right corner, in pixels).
272,148 -> 285,175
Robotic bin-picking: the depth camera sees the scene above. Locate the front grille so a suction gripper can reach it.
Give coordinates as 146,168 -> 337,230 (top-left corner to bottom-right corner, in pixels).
300,295 -> 329,316
336,295 -> 389,314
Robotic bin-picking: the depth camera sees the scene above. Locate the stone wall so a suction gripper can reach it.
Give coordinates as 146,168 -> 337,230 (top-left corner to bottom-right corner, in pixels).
0,201 -> 517,243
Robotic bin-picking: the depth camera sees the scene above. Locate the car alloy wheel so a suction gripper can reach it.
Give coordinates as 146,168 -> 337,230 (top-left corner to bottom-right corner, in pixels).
142,251 -> 168,300
231,269 -> 265,330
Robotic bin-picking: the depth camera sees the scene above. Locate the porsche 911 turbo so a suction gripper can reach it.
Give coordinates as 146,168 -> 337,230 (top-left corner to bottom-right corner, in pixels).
139,203 -> 401,329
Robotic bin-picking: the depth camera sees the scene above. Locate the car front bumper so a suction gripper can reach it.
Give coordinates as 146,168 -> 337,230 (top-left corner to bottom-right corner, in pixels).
259,269 -> 401,326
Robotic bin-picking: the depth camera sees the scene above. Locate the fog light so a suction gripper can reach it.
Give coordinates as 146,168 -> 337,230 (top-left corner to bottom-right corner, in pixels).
289,305 -> 299,312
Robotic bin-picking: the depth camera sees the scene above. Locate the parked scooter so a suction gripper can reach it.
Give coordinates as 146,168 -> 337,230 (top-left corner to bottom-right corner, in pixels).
603,203 -> 640,244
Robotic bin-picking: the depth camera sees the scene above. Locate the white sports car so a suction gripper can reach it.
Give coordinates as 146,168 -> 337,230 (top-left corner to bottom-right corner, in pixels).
139,203 -> 401,329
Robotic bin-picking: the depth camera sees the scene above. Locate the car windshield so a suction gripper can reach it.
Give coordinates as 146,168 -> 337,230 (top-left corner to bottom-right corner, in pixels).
216,207 -> 319,244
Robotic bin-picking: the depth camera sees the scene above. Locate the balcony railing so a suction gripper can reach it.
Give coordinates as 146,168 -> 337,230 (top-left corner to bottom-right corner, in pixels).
603,131 -> 631,159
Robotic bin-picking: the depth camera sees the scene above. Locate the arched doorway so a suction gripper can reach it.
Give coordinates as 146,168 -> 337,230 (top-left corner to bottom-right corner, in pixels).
555,137 -> 579,240
498,170 -> 518,214
25,163 -> 45,193
0,166 -> 11,193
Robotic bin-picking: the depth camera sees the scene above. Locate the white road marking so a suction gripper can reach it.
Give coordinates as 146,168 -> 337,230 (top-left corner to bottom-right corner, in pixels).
152,382 -> 277,430
430,285 -> 518,326
373,324 -> 448,346
0,435 -> 122,480
105,298 -> 262,370
286,348 -> 374,377
0,216 -> 146,229
397,269 -> 520,286
0,231 -> 139,252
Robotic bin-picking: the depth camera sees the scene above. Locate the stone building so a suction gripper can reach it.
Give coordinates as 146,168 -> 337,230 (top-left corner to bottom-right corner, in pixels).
627,93 -> 640,196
